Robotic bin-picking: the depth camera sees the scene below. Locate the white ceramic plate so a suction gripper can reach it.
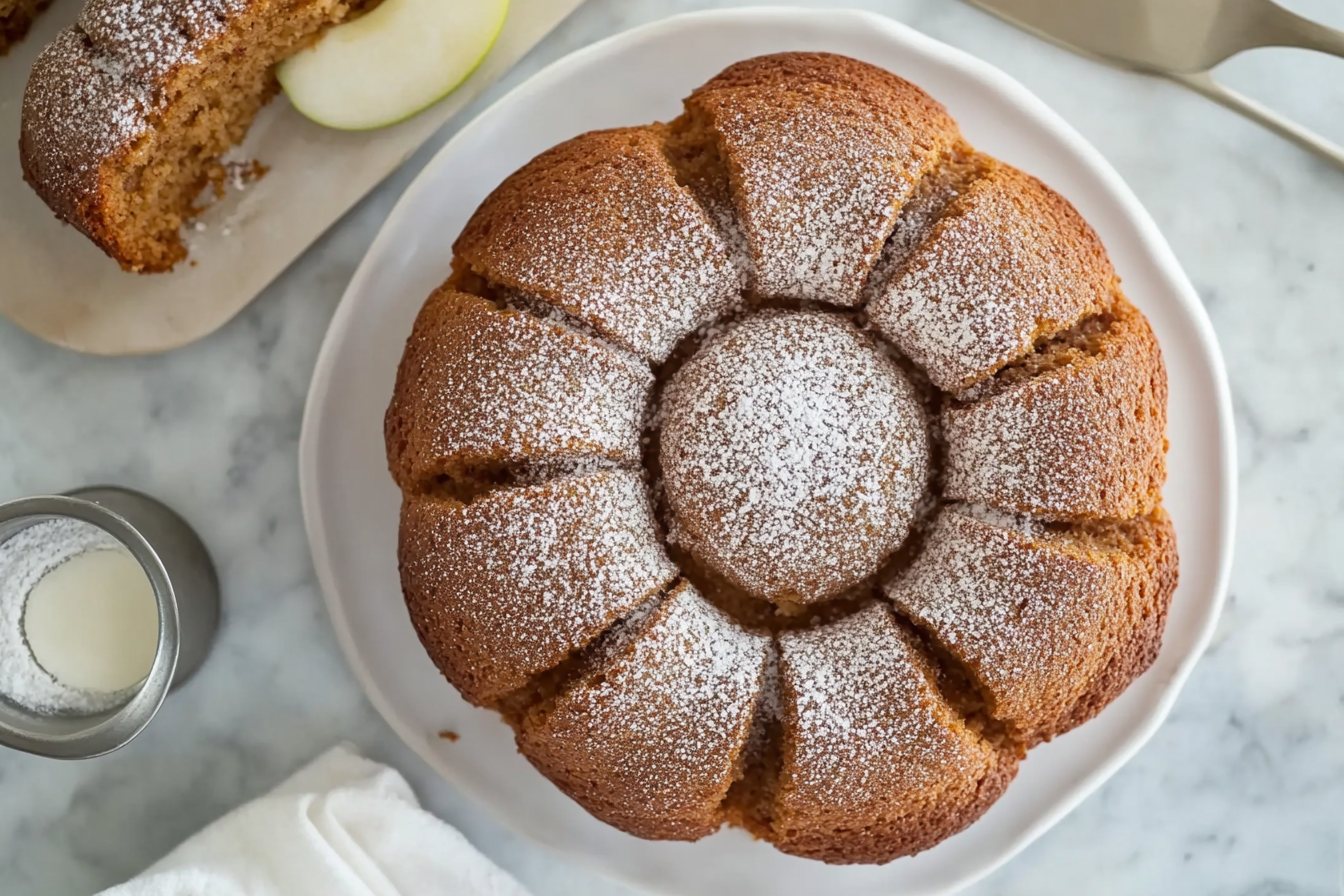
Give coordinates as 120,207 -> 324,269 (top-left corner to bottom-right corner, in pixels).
300,9 -> 1237,895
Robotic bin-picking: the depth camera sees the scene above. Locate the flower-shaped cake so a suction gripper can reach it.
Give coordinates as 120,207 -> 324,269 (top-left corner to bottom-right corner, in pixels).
386,52 -> 1177,865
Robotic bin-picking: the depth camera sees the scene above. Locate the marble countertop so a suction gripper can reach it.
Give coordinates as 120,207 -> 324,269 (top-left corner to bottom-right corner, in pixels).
3,1 -> 1343,893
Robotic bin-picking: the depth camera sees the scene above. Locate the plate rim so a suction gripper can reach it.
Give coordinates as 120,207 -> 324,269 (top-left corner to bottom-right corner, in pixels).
300,7 -> 1238,893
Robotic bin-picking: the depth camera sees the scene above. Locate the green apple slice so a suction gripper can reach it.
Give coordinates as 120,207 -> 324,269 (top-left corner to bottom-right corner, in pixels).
278,0 -> 510,131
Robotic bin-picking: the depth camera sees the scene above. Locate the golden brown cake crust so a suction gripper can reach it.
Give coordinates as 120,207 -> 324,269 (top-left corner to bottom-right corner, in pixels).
886,506 -> 1177,743
774,742 -> 1020,864
20,26 -> 141,266
942,294 -> 1169,521
682,52 -> 962,306
867,157 -> 1117,393
385,287 -> 652,492
399,471 -> 678,706
515,582 -> 769,840
454,126 -> 741,362
1035,509 -> 1179,743
771,604 -> 1017,864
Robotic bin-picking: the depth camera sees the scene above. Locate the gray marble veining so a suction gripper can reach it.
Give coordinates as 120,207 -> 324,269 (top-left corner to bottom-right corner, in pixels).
2,1 -> 1343,894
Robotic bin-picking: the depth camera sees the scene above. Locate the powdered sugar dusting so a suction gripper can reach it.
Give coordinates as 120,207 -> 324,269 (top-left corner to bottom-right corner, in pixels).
400,470 -> 678,703
21,29 -> 153,207
531,581 -> 768,818
867,165 -> 1112,393
21,0 -> 253,209
382,52 -> 1169,852
389,292 -> 652,486
957,502 -> 1042,535
590,587 -> 665,663
456,127 -> 740,362
660,311 -> 928,603
946,377 -> 1106,518
698,193 -> 753,289
862,152 -> 978,304
780,603 -> 988,804
78,0 -> 248,83
685,50 -> 970,309
885,506 -> 1123,732
943,305 -> 1166,520
698,100 -> 908,306
0,520 -> 141,715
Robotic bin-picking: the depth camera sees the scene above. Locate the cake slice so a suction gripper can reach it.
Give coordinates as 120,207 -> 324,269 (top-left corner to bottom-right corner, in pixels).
19,0 -> 375,272
0,0 -> 51,54
384,286 -> 653,494
886,505 -> 1178,744
516,581 -> 770,840
399,470 -> 678,707
941,294 -> 1168,521
865,157 -> 1116,394
771,602 -> 1016,863
453,126 -> 742,362
676,52 -> 963,307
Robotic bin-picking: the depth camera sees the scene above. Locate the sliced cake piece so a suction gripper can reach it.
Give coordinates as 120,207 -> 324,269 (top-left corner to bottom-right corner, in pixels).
385,287 -> 653,493
866,158 -> 1116,394
453,126 -> 741,362
886,505 -> 1178,744
20,0 -> 373,272
0,0 -> 52,54
516,581 -> 770,840
678,52 -> 962,306
772,602 -> 1015,864
942,294 -> 1168,521
399,470 -> 678,707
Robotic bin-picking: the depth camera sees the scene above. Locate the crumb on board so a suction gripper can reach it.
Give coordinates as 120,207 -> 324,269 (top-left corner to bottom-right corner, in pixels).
437,730 -> 460,742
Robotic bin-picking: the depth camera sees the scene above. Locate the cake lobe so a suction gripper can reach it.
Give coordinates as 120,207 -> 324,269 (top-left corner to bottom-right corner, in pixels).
659,311 -> 929,605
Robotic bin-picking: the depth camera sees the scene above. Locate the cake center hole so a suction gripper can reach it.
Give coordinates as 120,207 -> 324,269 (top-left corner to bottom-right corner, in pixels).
657,311 -> 931,606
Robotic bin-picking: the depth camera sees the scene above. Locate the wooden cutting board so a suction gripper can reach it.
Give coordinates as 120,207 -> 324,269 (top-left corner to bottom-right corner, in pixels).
0,0 -> 587,355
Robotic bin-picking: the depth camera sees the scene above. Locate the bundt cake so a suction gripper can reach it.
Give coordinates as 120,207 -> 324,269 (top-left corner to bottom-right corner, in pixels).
19,0 -> 376,272
0,0 -> 50,54
386,52 -> 1179,864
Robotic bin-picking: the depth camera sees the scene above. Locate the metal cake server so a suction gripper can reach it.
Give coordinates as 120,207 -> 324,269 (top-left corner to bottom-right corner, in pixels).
962,0 -> 1344,170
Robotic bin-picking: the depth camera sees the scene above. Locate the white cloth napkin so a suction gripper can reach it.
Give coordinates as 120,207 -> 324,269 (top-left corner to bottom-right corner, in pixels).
99,744 -> 533,896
